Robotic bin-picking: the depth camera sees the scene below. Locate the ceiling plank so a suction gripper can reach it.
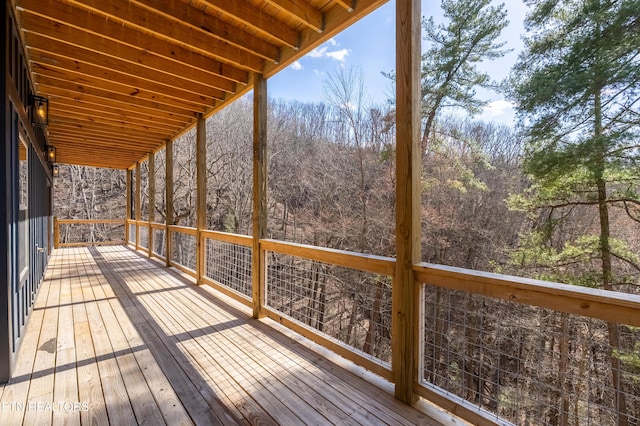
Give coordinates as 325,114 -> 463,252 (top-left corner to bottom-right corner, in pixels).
49,121 -> 168,143
198,0 -> 300,48
37,80 -> 196,121
51,135 -> 160,153
16,0 -> 249,84
32,64 -> 212,111
49,107 -> 181,134
30,56 -> 222,107
28,42 -> 234,97
48,97 -> 189,128
132,0 -> 281,62
23,30 -> 237,93
49,101 -> 183,133
49,130 -> 164,150
64,0 -> 264,72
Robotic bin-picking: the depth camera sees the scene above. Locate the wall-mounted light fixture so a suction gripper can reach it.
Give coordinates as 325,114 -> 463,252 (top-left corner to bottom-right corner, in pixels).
52,165 -> 59,178
30,94 -> 49,127
46,145 -> 56,163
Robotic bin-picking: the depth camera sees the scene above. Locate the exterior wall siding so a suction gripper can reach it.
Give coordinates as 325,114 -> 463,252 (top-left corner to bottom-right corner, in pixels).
1,2 -> 52,383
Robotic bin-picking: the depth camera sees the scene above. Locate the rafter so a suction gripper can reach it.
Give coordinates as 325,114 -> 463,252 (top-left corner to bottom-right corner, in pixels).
24,32 -> 237,94
17,0 -> 249,84
28,45 -> 234,99
31,63 -> 214,110
263,0 -> 324,32
64,0 -> 264,72
132,0 -> 281,62
49,101 -> 184,133
36,80 -> 196,121
198,0 -> 300,48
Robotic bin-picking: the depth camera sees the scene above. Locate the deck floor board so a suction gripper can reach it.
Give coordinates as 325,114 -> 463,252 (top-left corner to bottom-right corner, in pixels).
0,246 -> 442,425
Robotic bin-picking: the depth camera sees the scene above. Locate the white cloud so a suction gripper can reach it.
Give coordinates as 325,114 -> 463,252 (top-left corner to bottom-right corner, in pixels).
290,61 -> 303,71
308,39 -> 349,63
309,46 -> 327,58
482,100 -> 515,118
326,49 -> 349,62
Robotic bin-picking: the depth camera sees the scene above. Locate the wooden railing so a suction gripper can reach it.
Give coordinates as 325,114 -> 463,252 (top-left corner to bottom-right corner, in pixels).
54,218 -> 126,248
56,217 -> 640,425
414,263 -> 640,425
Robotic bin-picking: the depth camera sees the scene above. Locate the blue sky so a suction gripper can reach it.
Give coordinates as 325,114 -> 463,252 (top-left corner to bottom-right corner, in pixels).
268,0 -> 528,126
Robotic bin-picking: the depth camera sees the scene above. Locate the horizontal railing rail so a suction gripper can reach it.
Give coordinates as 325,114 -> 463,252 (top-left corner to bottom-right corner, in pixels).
414,262 -> 640,327
54,217 -> 126,248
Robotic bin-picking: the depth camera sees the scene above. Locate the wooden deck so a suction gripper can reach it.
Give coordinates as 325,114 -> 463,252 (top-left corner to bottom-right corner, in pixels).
0,246 -> 446,425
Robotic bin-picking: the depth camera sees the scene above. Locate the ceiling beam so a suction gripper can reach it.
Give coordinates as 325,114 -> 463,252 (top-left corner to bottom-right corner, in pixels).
16,0 -> 249,84
132,0 -> 281,62
48,97 -> 189,128
28,44 -> 234,99
263,0 -> 324,32
24,31 -> 237,94
198,0 -> 300,48
32,64 -> 213,110
49,107 -> 181,134
36,79 -> 197,121
64,0 -> 264,72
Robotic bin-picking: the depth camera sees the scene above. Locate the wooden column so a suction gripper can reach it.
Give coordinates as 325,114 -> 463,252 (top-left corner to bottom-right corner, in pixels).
125,168 -> 132,243
392,0 -> 421,405
148,152 -> 155,257
165,140 -> 174,267
252,74 -> 268,319
53,217 -> 59,249
196,114 -> 207,284
135,162 -> 141,250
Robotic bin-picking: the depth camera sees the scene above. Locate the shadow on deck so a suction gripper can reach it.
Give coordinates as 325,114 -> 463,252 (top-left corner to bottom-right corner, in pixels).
0,246 -> 446,425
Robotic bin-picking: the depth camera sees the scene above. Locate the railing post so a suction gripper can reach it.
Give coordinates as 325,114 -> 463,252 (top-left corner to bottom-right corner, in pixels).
125,168 -> 132,244
252,73 -> 267,319
196,115 -> 207,284
165,140 -> 173,267
393,0 -> 421,405
135,161 -> 141,250
53,216 -> 59,249
148,152 -> 155,258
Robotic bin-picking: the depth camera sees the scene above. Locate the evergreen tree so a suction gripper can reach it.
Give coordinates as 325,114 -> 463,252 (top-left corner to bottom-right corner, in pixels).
420,0 -> 509,155
509,1 -> 640,423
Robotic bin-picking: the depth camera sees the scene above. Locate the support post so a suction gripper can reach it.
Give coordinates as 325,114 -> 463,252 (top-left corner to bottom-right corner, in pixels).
135,161 -> 141,250
165,140 -> 173,267
196,114 -> 207,284
392,0 -> 421,405
53,217 -> 59,249
148,153 -> 155,257
125,168 -> 131,244
252,73 -> 267,319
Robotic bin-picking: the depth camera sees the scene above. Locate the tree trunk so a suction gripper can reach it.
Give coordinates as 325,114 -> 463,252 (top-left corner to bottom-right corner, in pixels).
594,81 -> 628,426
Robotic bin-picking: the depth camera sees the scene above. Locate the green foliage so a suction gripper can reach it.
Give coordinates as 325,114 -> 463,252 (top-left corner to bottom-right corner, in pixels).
422,0 -> 510,118
508,0 -> 640,290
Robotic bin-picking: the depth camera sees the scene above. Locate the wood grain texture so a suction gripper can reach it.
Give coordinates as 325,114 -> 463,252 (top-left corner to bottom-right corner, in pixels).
252,73 -> 268,319
3,246 -> 442,425
393,0 -> 421,405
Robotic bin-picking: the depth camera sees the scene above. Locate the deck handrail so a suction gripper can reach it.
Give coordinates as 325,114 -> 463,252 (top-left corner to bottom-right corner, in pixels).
414,262 -> 640,327
54,217 -> 126,248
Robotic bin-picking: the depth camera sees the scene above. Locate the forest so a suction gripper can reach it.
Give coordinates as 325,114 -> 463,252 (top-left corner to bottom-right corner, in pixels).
52,0 -> 639,425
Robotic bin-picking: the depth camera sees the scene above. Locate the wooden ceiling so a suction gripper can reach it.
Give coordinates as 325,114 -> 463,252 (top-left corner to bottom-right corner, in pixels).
14,0 -> 387,169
